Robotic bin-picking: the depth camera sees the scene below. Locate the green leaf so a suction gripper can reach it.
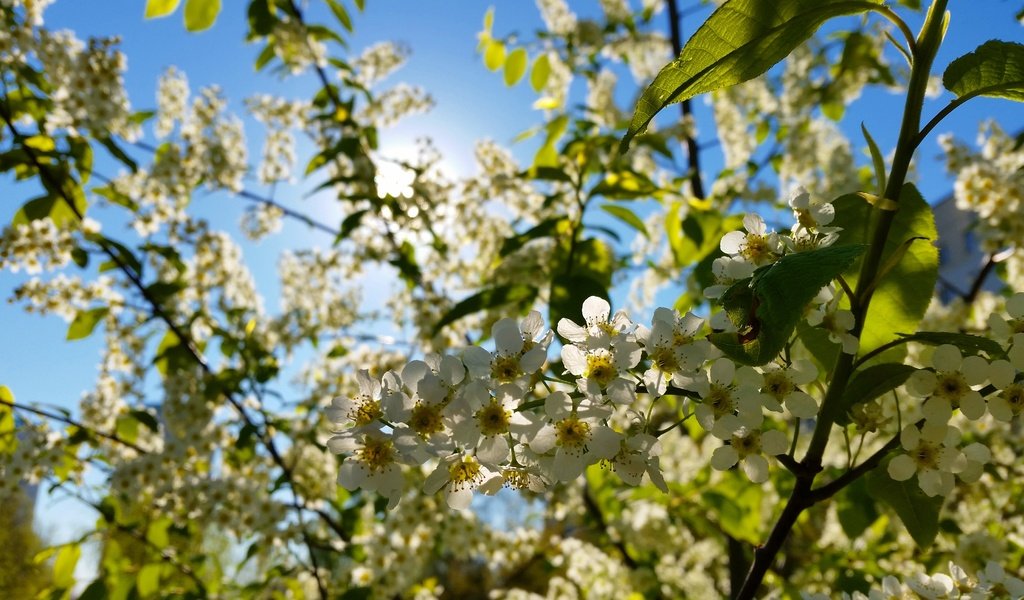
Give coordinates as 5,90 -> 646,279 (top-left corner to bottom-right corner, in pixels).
145,0 -> 180,18
530,53 -> 551,92
943,40 -> 1024,103
702,470 -> 764,544
432,284 -> 537,335
137,563 -> 162,597
184,0 -> 220,31
146,518 -> 173,549
500,217 -> 567,257
247,0 -> 275,36
866,462 -> 942,548
53,544 -> 81,589
482,6 -> 495,34
336,209 -> 369,243
67,307 -> 109,341
97,137 -> 139,173
588,170 -> 658,200
836,476 -> 880,540
710,244 -> 866,366
326,0 -> 354,32
861,123 -> 886,198
12,192 -> 85,228
78,580 -> 109,600
836,363 -> 917,425
621,0 -> 882,150
484,39 -> 506,72
154,330 -> 191,377
129,409 -> 160,434
895,331 -> 1004,358
831,184 -> 938,354
600,204 -> 648,238
504,48 -> 529,86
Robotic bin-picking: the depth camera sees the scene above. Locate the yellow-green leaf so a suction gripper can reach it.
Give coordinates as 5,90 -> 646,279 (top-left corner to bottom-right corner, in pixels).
530,53 -> 551,92
53,544 -> 81,589
504,48 -> 528,86
137,563 -> 162,597
184,0 -> 220,32
145,0 -> 181,19
484,39 -> 506,72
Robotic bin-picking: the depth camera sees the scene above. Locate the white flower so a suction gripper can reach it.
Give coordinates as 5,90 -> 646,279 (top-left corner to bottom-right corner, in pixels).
806,305 -> 859,354
610,432 -> 668,492
423,454 -> 502,510
720,213 -> 782,268
906,345 -> 989,422
328,429 -> 407,509
709,428 -> 788,483
758,360 -> 818,418
975,561 -> 1024,598
529,391 -> 620,482
987,359 -> 1024,422
989,293 -> 1024,369
448,382 -> 519,466
887,422 -> 967,497
789,185 -> 836,231
326,369 -> 385,429
680,358 -> 764,439
463,311 -> 551,389
906,571 -> 955,599
561,340 -> 642,405
635,307 -> 711,398
557,296 -> 633,349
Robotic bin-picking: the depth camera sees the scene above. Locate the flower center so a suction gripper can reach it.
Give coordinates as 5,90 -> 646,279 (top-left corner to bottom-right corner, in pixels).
409,402 -> 444,436
350,397 -> 383,427
741,234 -> 774,264
1002,383 -> 1024,415
935,372 -> 969,401
357,436 -> 396,472
448,457 -> 483,490
762,371 -> 793,400
707,383 -> 736,418
731,431 -> 761,457
491,354 -> 521,382
555,415 -> 591,453
585,351 -> 617,387
476,400 -> 511,436
649,346 -> 680,374
911,440 -> 940,470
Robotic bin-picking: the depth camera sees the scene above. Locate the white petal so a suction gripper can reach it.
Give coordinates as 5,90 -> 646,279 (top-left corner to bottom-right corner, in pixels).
582,296 -> 611,323
477,435 -> 510,465
493,318 -> 524,354
561,344 -> 588,376
520,311 -> 544,338
786,391 -> 818,418
720,230 -> 746,255
888,455 -> 916,481
553,449 -> 584,481
520,346 -> 547,374
761,430 -> 789,455
988,359 -> 1016,388
446,487 -> 474,510
742,455 -> 769,483
710,359 -> 735,385
922,396 -> 953,424
961,355 -> 990,386
338,461 -> 367,490
529,425 -> 557,455
710,445 -> 739,471
589,426 -> 622,460
932,344 -> 962,372
462,347 -> 494,377
545,391 -> 572,419
557,318 -> 588,342
959,392 -> 986,420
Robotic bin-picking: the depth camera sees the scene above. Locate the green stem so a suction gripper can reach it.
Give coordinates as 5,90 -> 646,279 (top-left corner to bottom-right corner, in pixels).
734,2 -> 949,597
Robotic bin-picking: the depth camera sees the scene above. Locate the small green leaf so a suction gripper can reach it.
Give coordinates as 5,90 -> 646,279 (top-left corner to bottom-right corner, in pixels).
146,519 -> 172,549
130,409 -> 160,434
247,0 -> 275,36
600,204 -> 648,238
861,122 -> 887,198
895,331 -> 1004,358
866,462 -> 942,548
145,0 -> 181,18
67,307 -> 109,341
336,209 -> 369,243
530,53 -> 551,92
433,284 -> 537,335
943,40 -> 1024,103
53,544 -> 81,589
504,48 -> 529,86
482,6 -> 495,34
78,580 -> 109,600
326,0 -> 354,32
184,0 -> 220,31
836,363 -> 917,425
711,244 -> 866,365
137,563 -> 162,597
500,217 -> 567,257
484,39 -> 506,72
621,0 -> 883,150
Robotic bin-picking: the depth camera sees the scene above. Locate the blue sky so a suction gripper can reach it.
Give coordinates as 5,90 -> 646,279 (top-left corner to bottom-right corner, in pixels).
2,0 -> 1022,551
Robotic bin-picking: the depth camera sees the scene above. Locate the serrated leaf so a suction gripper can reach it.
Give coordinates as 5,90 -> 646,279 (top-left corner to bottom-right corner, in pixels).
144,0 -> 180,19
943,40 -> 1024,103
831,184 -> 938,354
866,463 -> 942,548
484,39 -> 506,72
432,284 -> 537,335
600,204 -> 648,238
67,307 -> 109,341
836,363 -> 917,425
711,244 -> 866,365
504,48 -> 528,86
530,53 -> 551,93
621,0 -> 882,150
184,0 -> 220,32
